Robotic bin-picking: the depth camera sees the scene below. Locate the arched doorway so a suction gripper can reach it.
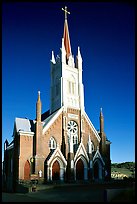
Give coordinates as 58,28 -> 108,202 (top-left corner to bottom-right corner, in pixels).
93,160 -> 102,180
93,161 -> 99,179
52,160 -> 60,180
76,159 -> 84,180
24,160 -> 30,180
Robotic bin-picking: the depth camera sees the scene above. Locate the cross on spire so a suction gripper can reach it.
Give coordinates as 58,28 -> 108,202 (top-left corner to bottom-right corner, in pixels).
62,6 -> 70,19
62,6 -> 71,60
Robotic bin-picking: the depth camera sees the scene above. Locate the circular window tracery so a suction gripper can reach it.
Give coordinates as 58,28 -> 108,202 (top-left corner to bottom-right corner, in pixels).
67,120 -> 78,134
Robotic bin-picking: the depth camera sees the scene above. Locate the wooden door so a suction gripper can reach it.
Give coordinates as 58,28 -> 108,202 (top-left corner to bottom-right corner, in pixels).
24,160 -> 30,180
52,160 -> 60,180
76,159 -> 84,180
94,161 -> 99,179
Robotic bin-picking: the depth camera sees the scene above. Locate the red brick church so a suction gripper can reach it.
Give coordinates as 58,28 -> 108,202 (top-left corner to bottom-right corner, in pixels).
3,6 -> 111,192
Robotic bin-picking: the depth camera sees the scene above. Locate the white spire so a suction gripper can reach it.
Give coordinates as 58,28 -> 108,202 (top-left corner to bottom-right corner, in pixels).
61,38 -> 66,63
78,46 -> 82,60
51,51 -> 56,64
76,46 -> 82,69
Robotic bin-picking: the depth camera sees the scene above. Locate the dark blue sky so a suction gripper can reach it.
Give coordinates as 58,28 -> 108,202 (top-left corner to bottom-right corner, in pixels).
2,2 -> 135,163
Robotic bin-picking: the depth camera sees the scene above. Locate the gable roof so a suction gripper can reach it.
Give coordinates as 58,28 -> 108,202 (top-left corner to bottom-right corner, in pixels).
15,117 -> 35,134
41,110 -> 50,121
43,107 -> 63,134
83,111 -> 101,142
14,108 -> 62,136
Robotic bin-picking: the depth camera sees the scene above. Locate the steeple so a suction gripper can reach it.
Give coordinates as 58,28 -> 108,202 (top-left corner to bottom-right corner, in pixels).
62,6 -> 71,60
34,91 -> 43,174
99,107 -> 106,157
36,91 -> 41,122
76,46 -> 82,69
50,6 -> 85,113
100,107 -> 104,133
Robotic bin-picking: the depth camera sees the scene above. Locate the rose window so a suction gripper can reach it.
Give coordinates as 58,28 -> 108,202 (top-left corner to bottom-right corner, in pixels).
67,120 -> 78,134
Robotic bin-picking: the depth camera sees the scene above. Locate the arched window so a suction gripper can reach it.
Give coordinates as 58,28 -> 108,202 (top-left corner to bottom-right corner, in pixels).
67,120 -> 78,147
67,75 -> 76,95
49,137 -> 57,150
73,134 -> 78,145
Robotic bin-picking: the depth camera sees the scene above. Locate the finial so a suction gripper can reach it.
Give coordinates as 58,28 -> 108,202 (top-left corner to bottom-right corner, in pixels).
51,51 -> 56,64
62,6 -> 70,20
37,91 -> 41,101
78,46 -> 80,54
100,107 -> 103,116
78,46 -> 82,57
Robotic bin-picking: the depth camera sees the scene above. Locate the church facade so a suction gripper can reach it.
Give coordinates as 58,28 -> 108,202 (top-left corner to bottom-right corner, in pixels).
3,7 -> 111,192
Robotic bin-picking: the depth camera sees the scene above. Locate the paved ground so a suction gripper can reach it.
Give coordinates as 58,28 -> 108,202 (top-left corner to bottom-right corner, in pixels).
2,181 -> 135,202
2,184 -> 104,202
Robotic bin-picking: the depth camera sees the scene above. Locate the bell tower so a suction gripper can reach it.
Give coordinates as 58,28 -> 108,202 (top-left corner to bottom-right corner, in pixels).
50,6 -> 85,114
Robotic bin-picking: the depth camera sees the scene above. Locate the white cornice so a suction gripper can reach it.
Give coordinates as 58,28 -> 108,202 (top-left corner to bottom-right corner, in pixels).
17,131 -> 34,136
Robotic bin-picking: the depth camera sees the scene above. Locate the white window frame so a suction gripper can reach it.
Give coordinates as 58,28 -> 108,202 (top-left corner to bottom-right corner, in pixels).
49,137 -> 57,150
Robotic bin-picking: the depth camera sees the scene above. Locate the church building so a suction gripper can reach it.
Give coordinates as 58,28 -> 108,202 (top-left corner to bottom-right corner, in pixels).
3,6 -> 111,192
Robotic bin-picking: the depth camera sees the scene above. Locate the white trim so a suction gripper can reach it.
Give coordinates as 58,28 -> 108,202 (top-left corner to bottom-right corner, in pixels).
50,157 -> 66,181
74,140 -> 89,163
49,136 -> 57,150
74,154 -> 89,180
43,107 -> 63,134
74,155 -> 88,180
47,146 -> 67,166
47,147 -> 67,181
84,111 -> 101,142
6,143 -> 14,150
93,149 -> 105,166
18,131 -> 34,136
68,113 -> 78,119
